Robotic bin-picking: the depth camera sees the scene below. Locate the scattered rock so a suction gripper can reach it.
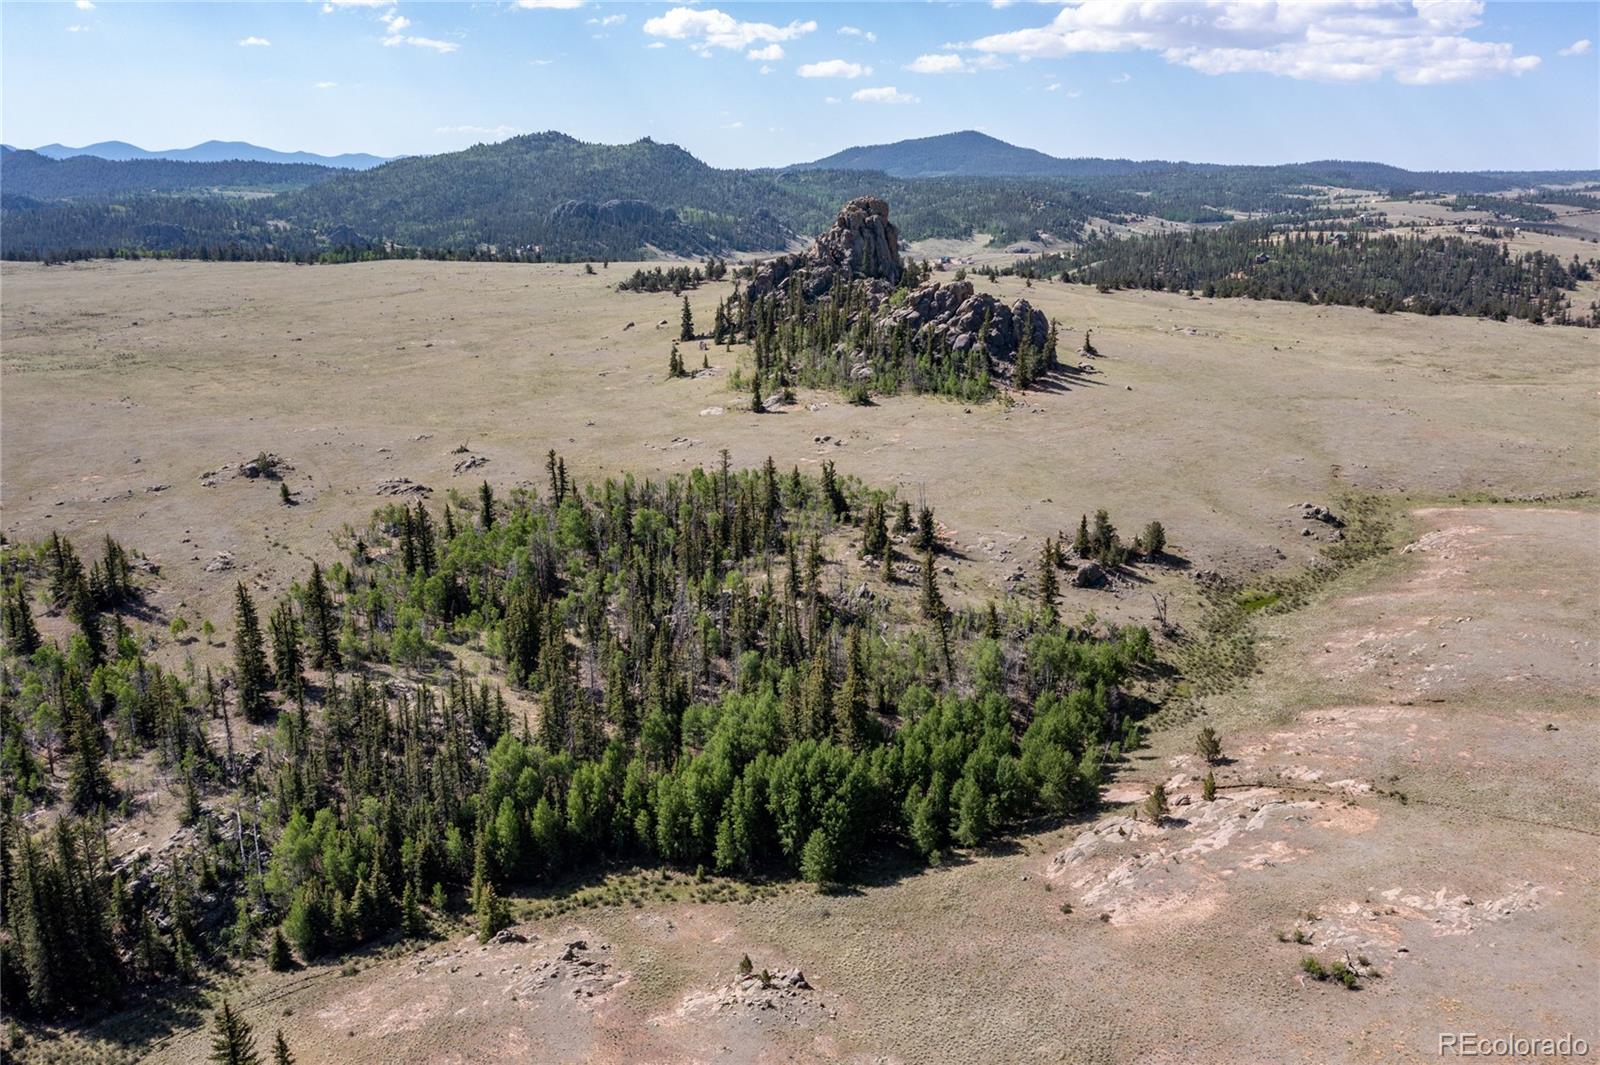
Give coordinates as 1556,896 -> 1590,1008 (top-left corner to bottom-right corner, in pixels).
452,454 -> 490,475
375,478 -> 431,497
203,552 -> 235,573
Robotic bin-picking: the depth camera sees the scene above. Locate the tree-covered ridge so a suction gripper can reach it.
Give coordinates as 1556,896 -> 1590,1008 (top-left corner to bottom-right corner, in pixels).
0,147 -> 340,199
13,130 -> 1597,264
1025,225 -> 1597,326
0,455 -> 1155,1019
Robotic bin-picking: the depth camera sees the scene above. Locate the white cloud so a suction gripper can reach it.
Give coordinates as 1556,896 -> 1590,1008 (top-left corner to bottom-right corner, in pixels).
1066,88 -> 1082,98
315,81 -> 338,89
723,120 -> 744,129
851,85 -> 919,104
238,36 -> 271,47
907,53 -> 965,74
384,34 -> 458,52
323,0 -> 390,7
436,124 -> 523,139
379,10 -> 410,32
747,43 -> 784,61
798,58 -> 870,78
66,23 -> 89,32
906,52 -> 1005,74
588,13 -> 625,28
516,0 -> 583,8
824,96 -> 841,104
838,26 -> 876,44
645,42 -> 664,50
1559,38 -> 1592,57
1045,81 -> 1060,91
968,1 -> 1540,84
530,57 -> 556,64
642,7 -> 816,55
74,0 -> 94,9
759,64 -> 774,74
1111,72 -> 1130,83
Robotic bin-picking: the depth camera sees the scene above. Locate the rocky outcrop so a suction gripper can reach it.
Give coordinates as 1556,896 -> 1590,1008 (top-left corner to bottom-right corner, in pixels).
748,196 -> 902,302
881,279 -> 1049,365
548,198 -> 670,228
746,199 -> 1053,382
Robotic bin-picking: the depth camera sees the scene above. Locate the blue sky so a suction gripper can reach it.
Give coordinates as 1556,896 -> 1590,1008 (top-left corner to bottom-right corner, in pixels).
3,1 -> 1596,170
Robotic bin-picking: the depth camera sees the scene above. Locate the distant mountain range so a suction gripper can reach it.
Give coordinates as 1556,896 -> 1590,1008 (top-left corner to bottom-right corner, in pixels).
21,139 -> 390,170
793,130 -> 1158,180
4,130 -> 1596,262
793,130 -> 1599,191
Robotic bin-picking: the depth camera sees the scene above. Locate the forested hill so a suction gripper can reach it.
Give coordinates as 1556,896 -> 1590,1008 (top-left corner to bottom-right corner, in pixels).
3,130 -> 1598,263
271,132 -> 796,257
1,148 -> 341,199
794,130 -> 1155,180
794,132 -> 1599,195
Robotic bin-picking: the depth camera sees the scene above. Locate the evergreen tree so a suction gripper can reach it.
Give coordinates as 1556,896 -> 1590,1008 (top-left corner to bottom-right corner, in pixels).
750,372 -> 765,413
914,505 -> 935,553
273,1031 -> 295,1065
304,562 -> 339,671
1202,771 -> 1217,803
67,701 -> 114,812
1073,514 -> 1091,558
833,628 -> 871,749
679,296 -> 695,341
70,573 -> 105,666
267,926 -> 294,971
1194,725 -> 1222,764
920,546 -> 946,622
1038,538 -> 1059,626
1142,783 -> 1169,823
4,579 -> 41,655
209,1000 -> 261,1065
233,583 -> 272,723
1139,520 -> 1167,557
478,481 -> 495,530
475,881 -> 510,943
269,600 -> 303,700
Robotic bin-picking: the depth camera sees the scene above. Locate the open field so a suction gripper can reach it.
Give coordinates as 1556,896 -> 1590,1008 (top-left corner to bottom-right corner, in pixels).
2,259 -> 1597,1062
5,259 -> 1596,635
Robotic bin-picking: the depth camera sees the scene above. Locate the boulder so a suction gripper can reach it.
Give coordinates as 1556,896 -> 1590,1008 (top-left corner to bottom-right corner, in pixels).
1073,562 -> 1106,588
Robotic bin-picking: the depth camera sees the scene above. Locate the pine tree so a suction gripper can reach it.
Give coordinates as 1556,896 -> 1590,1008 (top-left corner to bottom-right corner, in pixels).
4,579 -> 41,655
914,505 -> 935,553
475,881 -> 510,943
304,562 -> 339,671
833,628 -> 871,749
67,701 -> 114,812
478,480 -> 495,530
273,1031 -> 295,1065
680,296 -> 695,341
1202,771 -> 1217,803
267,926 -> 294,971
667,340 -> 684,378
233,583 -> 271,723
1143,783 -> 1169,823
1072,514 -> 1091,558
70,573 -> 105,666
920,545 -> 946,622
209,1000 -> 261,1065
269,600 -> 303,699
1195,725 -> 1222,764
750,372 -> 765,413
1038,538 -> 1059,626
893,500 -> 913,535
